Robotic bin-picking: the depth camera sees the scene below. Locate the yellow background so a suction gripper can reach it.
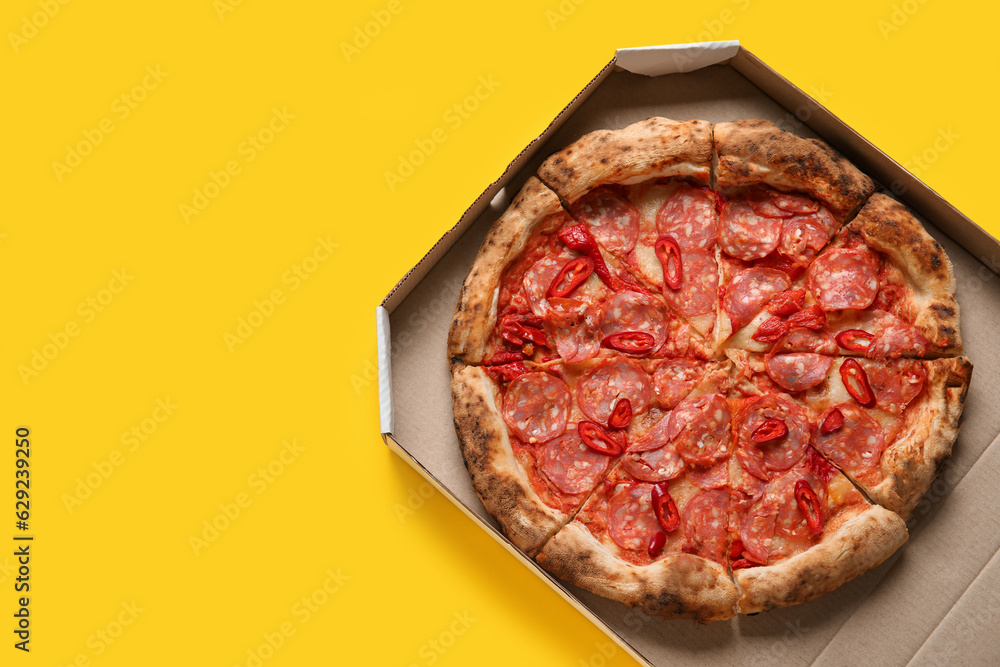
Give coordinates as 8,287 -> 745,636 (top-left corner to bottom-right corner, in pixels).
2,0 -> 997,665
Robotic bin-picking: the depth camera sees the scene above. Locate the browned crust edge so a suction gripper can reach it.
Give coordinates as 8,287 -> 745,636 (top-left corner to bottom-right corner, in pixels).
868,356 -> 973,518
447,177 -> 563,364
535,521 -> 739,622
537,117 -> 712,204
714,119 -> 876,222
734,506 -> 907,614
852,193 -> 963,357
451,362 -> 569,555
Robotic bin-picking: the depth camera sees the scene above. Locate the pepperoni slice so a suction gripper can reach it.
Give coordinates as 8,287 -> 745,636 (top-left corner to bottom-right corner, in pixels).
808,248 -> 880,311
773,193 -> 821,215
543,297 -> 602,364
662,247 -> 718,317
501,372 -> 571,444
682,489 -> 731,563
722,268 -> 791,331
736,442 -> 770,482
688,462 -> 729,490
770,469 -> 825,540
522,252 -> 570,317
655,184 -> 718,250
628,414 -> 672,452
772,328 -> 838,355
765,353 -> 834,392
867,324 -> 930,359
737,394 -> 809,471
622,444 -> 685,483
577,358 -> 652,423
599,291 -> 669,350
739,502 -> 776,564
537,428 -> 611,494
608,483 -> 661,551
861,359 -> 926,415
813,403 -> 884,472
747,190 -> 794,219
667,394 -> 732,466
570,187 -> 639,254
777,209 -> 836,266
719,199 -> 783,261
652,359 -> 708,410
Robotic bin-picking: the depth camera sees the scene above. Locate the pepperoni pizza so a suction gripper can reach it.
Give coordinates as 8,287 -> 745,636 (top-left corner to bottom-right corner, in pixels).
448,118 -> 971,621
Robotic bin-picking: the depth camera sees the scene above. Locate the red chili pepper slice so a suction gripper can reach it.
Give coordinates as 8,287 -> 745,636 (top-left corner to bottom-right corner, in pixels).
756,251 -> 806,280
751,316 -> 789,343
651,482 -> 680,533
546,257 -> 595,298
500,317 -> 549,348
835,329 -> 875,353
485,351 -> 526,365
731,558 -> 764,570
654,236 -> 683,290
785,304 -> 826,330
751,418 -> 788,443
794,479 -> 824,535
647,531 -> 667,558
601,331 -> 655,354
819,407 -> 845,435
766,289 -> 806,316
608,398 -> 632,430
558,224 -> 641,292
483,362 -> 529,383
805,447 -> 837,483
729,539 -> 745,560
578,421 -> 623,456
839,358 -> 876,407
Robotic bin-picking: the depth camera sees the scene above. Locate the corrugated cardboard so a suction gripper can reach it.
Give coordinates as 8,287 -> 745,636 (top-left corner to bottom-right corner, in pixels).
377,42 -> 1000,666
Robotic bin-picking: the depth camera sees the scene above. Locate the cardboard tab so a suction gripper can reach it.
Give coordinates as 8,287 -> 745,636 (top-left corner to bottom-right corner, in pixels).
376,305 -> 394,436
616,41 -> 740,76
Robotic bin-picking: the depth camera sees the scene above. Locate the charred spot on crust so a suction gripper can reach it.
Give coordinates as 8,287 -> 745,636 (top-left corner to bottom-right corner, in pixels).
600,157 -> 608,164
931,304 -> 955,318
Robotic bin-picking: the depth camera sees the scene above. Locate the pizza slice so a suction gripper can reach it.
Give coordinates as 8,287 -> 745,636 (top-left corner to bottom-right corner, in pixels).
730,449 -> 907,613
449,176 -> 712,368
721,350 -> 973,517
452,352 -> 714,555
797,355 -> 972,517
537,117 -> 722,341
451,361 -> 617,555
694,369 -> 909,613
803,193 -> 963,359
711,119 -> 877,351
534,426 -> 740,622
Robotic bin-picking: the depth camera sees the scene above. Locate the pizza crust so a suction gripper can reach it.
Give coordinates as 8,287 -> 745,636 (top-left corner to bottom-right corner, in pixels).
735,505 -> 906,614
869,356 -> 973,517
450,362 -> 571,555
849,193 -> 963,357
535,520 -> 739,622
447,177 -> 565,363
537,117 -> 712,204
714,119 -> 876,222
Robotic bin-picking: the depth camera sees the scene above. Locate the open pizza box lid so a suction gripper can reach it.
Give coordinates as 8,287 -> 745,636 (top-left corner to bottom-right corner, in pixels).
376,41 -> 1000,666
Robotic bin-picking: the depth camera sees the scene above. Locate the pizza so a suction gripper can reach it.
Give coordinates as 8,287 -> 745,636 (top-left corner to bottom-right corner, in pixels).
447,118 -> 972,622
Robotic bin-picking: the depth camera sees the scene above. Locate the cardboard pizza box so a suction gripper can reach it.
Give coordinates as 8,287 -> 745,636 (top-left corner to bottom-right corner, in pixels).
376,41 -> 1000,666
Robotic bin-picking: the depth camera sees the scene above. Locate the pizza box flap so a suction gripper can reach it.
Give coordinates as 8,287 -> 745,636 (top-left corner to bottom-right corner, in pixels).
909,534 -> 1000,666
377,41 -> 1000,665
